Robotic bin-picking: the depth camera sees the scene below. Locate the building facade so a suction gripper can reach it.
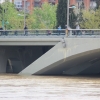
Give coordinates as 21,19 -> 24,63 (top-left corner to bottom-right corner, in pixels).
70,0 -> 97,10
0,0 -> 58,13
14,0 -> 22,10
0,0 -> 12,3
13,0 -> 58,13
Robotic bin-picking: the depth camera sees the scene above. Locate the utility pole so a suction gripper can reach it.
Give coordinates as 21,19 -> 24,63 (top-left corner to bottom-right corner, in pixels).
67,0 -> 69,29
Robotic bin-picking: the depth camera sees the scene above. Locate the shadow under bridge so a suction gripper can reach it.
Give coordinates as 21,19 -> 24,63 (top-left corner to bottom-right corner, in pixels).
6,58 -> 22,73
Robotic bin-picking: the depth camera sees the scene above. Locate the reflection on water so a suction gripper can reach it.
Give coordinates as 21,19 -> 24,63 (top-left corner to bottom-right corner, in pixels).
0,74 -> 100,100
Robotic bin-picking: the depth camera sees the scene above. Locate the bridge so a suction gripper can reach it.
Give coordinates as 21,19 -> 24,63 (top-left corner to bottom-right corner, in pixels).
0,29 -> 100,75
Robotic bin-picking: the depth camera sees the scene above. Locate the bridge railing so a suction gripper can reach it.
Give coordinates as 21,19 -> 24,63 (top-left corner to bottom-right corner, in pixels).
69,29 -> 100,35
0,29 -> 65,36
0,29 -> 100,37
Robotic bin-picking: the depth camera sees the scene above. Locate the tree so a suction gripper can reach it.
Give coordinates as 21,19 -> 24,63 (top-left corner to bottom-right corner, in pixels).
0,5 -> 3,27
69,8 -> 77,29
32,3 -> 57,29
80,8 -> 100,29
0,2 -> 57,29
0,1 -> 24,29
56,0 -> 67,29
76,1 -> 84,28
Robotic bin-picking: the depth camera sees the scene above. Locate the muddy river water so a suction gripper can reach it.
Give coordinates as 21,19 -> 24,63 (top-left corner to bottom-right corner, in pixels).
0,74 -> 100,100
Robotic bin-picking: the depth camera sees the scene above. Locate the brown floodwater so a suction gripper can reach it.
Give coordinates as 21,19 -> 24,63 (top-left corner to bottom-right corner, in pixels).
0,74 -> 100,100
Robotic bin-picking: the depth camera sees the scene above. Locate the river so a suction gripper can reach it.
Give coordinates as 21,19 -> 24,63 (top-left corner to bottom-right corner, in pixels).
0,74 -> 100,100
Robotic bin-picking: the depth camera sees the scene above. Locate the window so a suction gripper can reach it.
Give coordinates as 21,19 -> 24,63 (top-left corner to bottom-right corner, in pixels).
34,1 -> 40,7
14,1 -> 22,9
90,0 -> 97,9
48,0 -> 56,5
26,2 -> 30,7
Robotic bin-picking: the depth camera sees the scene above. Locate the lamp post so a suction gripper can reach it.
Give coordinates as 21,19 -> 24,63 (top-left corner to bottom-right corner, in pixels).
67,0 -> 69,29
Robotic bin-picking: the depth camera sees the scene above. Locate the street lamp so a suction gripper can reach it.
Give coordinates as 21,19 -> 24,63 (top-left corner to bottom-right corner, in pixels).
67,0 -> 69,29
67,0 -> 76,29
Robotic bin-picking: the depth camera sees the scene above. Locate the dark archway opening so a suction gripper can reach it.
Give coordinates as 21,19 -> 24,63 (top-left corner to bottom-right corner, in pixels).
5,46 -> 54,74
6,58 -> 23,74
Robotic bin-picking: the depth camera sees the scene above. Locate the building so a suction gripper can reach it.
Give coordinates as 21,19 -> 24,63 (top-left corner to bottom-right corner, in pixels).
14,0 -> 22,10
0,0 -> 12,3
0,0 -> 58,13
12,0 -> 58,13
22,0 -> 33,13
70,0 -> 97,10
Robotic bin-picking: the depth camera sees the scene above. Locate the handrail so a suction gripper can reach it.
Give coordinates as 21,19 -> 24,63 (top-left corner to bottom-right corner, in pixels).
0,29 -> 65,36
68,29 -> 100,31
0,29 -> 100,37
0,29 -> 66,31
0,29 -> 100,31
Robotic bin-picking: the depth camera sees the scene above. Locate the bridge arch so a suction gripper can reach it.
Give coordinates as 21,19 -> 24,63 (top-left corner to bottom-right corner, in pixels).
19,38 -> 100,75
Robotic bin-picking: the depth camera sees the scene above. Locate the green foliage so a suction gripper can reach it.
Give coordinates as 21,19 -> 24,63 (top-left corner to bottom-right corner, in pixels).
56,0 -> 67,29
80,8 -> 100,29
32,3 -> 57,29
0,2 -> 57,29
0,5 -> 3,17
0,1 -> 25,29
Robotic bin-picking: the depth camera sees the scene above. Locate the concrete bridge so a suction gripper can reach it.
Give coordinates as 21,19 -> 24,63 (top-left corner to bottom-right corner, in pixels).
0,29 -> 100,75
